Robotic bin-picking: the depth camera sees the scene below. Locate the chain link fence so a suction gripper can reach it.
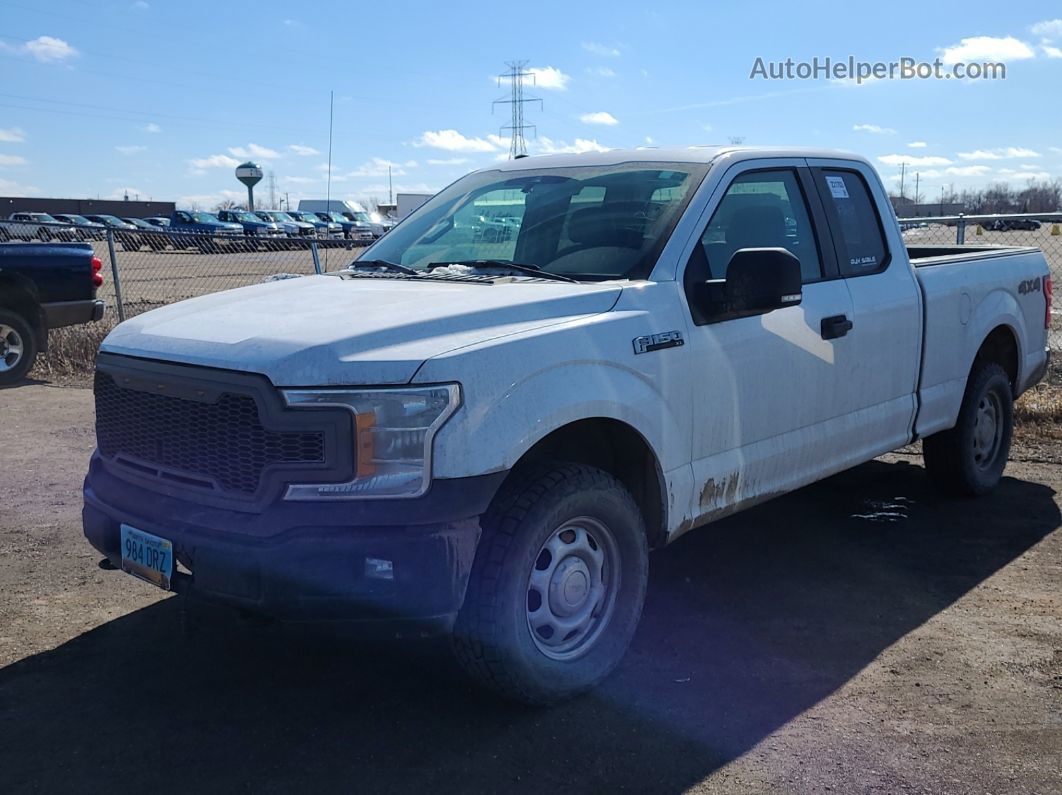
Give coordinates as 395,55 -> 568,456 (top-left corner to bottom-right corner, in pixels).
0,218 -> 368,322
898,212 -> 1062,347
3,213 -> 1060,328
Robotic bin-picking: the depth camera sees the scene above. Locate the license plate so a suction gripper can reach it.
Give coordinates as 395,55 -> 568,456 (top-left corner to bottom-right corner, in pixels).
120,524 -> 173,590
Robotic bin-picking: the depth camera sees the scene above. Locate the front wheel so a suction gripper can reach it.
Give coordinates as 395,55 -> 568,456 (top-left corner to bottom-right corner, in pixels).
923,361 -> 1013,496
452,462 -> 649,705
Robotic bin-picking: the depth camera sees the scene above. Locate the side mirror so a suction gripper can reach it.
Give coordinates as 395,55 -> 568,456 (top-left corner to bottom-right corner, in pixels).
694,247 -> 802,321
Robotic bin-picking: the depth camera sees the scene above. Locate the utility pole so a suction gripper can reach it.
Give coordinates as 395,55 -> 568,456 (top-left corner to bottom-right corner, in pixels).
914,172 -> 920,205
267,171 -> 277,210
325,90 -> 334,210
899,162 -> 907,201
388,165 -> 393,205
493,60 -> 542,159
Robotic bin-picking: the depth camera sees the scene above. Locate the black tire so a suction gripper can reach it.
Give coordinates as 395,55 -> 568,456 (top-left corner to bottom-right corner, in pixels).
923,361 -> 1013,496
453,462 -> 649,705
0,309 -> 38,386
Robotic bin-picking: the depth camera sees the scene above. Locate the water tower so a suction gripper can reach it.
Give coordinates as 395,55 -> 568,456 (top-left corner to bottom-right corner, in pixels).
235,161 -> 263,210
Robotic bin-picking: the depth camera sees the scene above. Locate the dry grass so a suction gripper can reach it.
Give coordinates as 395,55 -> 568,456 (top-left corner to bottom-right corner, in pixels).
31,320 -> 115,385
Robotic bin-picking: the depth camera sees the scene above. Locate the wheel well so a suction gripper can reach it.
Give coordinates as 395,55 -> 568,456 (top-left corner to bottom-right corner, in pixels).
976,325 -> 1019,393
508,418 -> 668,549
0,275 -> 44,345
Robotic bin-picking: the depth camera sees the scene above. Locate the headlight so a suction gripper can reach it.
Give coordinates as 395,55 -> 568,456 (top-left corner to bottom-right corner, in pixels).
281,384 -> 460,499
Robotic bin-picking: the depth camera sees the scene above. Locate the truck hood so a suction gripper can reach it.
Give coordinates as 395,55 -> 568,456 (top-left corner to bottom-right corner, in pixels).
101,274 -> 622,385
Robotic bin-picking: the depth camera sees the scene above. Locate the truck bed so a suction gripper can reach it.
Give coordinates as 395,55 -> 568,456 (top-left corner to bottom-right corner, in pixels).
910,244 -> 1050,439
907,244 -> 1036,265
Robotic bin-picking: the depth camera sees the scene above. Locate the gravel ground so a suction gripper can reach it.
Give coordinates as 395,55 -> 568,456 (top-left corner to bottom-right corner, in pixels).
1,383 -> 1060,794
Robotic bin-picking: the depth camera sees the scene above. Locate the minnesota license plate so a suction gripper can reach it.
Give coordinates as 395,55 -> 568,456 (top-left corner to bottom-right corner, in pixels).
120,524 -> 173,590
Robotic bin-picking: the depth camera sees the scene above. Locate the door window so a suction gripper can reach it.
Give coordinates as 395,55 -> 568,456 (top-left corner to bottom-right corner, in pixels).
816,169 -> 889,276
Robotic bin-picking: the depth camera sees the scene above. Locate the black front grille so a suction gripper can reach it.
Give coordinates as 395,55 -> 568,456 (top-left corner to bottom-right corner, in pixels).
94,371 -> 325,495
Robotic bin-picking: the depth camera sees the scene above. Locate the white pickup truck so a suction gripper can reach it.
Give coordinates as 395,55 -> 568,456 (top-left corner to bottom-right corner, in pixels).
84,147 -> 1051,703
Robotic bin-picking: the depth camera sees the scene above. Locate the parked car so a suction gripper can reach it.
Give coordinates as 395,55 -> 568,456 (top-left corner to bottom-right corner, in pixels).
254,210 -> 316,238
121,217 -> 169,250
82,146 -> 1050,704
984,218 -> 1042,232
0,242 -> 105,384
167,210 -> 244,252
2,212 -> 70,242
52,214 -> 107,241
314,211 -> 375,243
216,210 -> 287,248
144,217 -> 171,228
84,214 -> 142,250
288,210 -> 342,237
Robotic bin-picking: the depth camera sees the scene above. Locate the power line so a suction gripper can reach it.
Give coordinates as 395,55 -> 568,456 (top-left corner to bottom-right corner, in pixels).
493,60 -> 541,159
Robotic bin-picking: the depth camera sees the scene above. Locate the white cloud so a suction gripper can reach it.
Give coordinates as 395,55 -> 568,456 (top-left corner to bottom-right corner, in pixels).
877,154 -> 953,167
0,127 -> 26,143
907,141 -> 928,148
414,129 -> 497,152
131,0 -> 149,9
188,154 -> 241,169
176,189 -> 244,209
288,144 -> 319,156
486,134 -> 509,149
1,35 -> 79,63
702,123 -> 713,132
533,137 -> 608,155
644,136 -> 655,145
943,165 -> 992,177
427,157 -> 469,166
282,175 -> 319,185
581,41 -> 621,57
939,36 -> 1036,64
0,177 -> 40,195
1031,19 -> 1062,39
853,123 -> 895,134
115,145 -> 146,155
1043,44 -> 1062,58
346,157 -> 408,178
0,154 -> 29,167
529,66 -> 570,90
956,147 -> 1041,160
140,123 -> 161,133
997,169 -> 1050,181
228,143 -> 280,159
586,66 -> 616,78
579,111 -> 619,126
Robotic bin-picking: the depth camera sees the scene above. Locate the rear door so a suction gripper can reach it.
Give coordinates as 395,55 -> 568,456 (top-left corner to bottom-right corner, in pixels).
805,159 -> 922,453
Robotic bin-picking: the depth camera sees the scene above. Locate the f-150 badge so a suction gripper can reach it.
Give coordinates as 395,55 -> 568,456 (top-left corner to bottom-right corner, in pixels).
633,331 -> 684,354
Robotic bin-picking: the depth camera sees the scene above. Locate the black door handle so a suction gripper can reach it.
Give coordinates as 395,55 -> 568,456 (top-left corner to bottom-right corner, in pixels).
821,314 -> 853,340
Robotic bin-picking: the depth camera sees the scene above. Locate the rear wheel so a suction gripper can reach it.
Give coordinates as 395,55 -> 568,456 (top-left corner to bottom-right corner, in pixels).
453,462 -> 649,705
923,361 -> 1013,496
0,310 -> 38,385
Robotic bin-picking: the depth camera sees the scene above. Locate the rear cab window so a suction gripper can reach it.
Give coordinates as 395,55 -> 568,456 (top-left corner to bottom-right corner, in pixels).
815,169 -> 890,276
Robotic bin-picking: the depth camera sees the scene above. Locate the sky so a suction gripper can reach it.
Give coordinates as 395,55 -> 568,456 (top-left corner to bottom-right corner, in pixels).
1,0 -> 1061,209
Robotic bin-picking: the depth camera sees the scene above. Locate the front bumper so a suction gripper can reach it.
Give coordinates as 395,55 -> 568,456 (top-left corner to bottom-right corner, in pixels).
83,454 -> 504,635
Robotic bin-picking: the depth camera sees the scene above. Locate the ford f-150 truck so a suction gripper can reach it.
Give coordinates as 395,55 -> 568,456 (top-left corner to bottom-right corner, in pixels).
1,242 -> 105,384
83,147 -> 1051,703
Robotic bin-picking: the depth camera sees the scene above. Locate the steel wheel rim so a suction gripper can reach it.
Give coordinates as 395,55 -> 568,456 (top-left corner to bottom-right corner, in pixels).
972,390 -> 1003,468
0,324 -> 24,373
525,516 -> 620,661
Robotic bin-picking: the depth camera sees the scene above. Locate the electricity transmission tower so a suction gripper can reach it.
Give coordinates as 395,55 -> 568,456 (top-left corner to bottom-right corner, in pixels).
493,60 -> 542,158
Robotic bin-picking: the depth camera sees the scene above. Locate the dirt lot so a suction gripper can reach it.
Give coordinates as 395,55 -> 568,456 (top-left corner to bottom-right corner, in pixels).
1,382 -> 1060,794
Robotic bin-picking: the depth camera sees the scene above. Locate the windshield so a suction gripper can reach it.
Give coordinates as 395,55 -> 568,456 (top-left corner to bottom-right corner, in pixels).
325,212 -> 346,222
268,212 -> 294,222
192,212 -> 219,223
31,213 -> 60,223
234,212 -> 260,222
357,161 -> 706,281
95,215 -> 124,225
353,212 -> 372,222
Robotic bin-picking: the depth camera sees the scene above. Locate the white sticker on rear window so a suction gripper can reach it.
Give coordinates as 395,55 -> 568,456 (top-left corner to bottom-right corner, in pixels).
826,175 -> 850,199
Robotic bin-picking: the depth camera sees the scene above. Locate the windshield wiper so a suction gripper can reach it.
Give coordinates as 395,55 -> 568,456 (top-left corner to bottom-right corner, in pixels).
350,258 -> 419,275
428,259 -> 579,284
